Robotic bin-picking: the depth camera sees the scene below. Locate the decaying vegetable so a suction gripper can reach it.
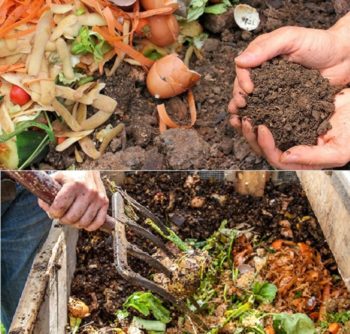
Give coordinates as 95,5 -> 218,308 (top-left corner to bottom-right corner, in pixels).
154,248 -> 210,299
10,85 -> 31,106
146,15 -> 180,47
262,240 -> 334,315
191,196 -> 206,208
147,54 -> 200,98
68,297 -> 90,318
123,291 -> 172,324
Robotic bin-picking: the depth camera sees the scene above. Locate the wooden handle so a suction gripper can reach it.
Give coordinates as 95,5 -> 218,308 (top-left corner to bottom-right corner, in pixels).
4,171 -> 115,233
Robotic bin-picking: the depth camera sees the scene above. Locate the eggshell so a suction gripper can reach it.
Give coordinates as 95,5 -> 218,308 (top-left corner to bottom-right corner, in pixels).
147,15 -> 179,47
147,54 -> 201,99
234,4 -> 260,31
109,0 -> 137,9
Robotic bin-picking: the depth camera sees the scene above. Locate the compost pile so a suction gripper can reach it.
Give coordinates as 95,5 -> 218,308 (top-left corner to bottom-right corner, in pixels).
240,59 -> 341,151
39,0 -> 338,170
69,172 -> 350,333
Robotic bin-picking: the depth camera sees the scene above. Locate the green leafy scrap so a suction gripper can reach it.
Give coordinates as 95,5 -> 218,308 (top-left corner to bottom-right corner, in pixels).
145,218 -> 190,252
187,0 -> 209,22
273,313 -> 315,334
187,0 -> 238,22
204,0 -> 232,15
252,282 -> 277,304
131,316 -> 166,332
57,71 -> 93,86
123,292 -> 171,324
194,221 -> 236,308
0,121 -> 55,144
69,316 -> 82,334
327,311 -> 350,325
71,26 -> 112,62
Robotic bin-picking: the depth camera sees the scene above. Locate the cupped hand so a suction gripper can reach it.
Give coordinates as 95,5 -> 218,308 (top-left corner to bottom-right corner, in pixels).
228,13 -> 350,169
38,171 -> 109,231
231,88 -> 350,169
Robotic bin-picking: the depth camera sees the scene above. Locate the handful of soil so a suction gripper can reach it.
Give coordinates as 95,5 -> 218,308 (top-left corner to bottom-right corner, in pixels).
240,59 -> 341,151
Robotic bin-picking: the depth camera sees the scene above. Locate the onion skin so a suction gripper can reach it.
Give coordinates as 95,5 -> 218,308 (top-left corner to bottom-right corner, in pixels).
147,54 -> 201,99
68,297 -> 90,318
140,0 -> 178,10
146,15 -> 179,47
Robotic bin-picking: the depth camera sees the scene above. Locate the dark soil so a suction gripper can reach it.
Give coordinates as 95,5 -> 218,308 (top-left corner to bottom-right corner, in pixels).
70,171 -> 341,329
42,0 -> 338,170
240,59 -> 339,151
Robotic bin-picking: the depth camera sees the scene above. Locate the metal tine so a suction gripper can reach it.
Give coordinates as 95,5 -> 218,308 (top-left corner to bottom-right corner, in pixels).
112,193 -> 209,332
127,244 -> 172,278
112,192 -> 177,303
122,218 -> 174,258
117,188 -> 170,236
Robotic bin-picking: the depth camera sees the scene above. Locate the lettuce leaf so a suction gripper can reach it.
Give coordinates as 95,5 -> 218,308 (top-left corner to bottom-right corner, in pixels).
71,26 -> 111,62
273,313 -> 315,334
252,282 -> 277,304
123,292 -> 171,324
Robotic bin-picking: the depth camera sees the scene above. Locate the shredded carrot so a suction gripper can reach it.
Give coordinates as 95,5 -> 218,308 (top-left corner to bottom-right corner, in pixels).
134,18 -> 149,34
265,325 -> 275,334
93,26 -> 154,68
0,0 -> 46,38
318,284 -> 331,321
187,89 -> 197,127
102,6 -> 123,34
0,63 -> 25,75
56,136 -> 67,145
127,6 -> 175,18
80,0 -> 104,15
271,239 -> 284,250
157,90 -> 197,133
98,62 -> 104,75
159,119 -> 167,134
129,0 -> 140,45
0,0 -> 16,26
328,323 -> 341,334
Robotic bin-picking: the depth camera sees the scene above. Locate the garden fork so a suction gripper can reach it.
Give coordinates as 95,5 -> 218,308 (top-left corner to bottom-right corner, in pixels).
5,171 -> 208,331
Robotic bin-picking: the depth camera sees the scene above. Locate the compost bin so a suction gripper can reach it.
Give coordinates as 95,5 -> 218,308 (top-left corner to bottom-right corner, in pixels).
8,171 -> 350,334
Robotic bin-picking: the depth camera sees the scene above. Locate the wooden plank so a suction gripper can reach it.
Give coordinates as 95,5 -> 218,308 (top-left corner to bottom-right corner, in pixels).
9,225 -> 78,334
298,171 -> 350,291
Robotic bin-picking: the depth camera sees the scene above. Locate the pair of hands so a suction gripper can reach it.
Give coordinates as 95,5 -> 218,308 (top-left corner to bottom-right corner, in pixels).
229,13 -> 350,169
38,171 -> 109,231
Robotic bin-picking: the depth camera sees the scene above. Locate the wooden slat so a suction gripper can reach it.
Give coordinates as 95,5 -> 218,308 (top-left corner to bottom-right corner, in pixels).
298,171 -> 350,291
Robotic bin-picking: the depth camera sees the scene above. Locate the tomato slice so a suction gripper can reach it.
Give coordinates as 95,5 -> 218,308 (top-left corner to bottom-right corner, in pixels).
10,85 -> 31,106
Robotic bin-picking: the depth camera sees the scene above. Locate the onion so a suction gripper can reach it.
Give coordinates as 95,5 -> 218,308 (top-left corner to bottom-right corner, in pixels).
146,15 -> 179,47
147,54 -> 200,99
68,297 -> 90,318
140,0 -> 178,10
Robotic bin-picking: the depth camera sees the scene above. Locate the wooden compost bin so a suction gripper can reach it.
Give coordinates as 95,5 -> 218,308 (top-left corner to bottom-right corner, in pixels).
9,171 -> 350,334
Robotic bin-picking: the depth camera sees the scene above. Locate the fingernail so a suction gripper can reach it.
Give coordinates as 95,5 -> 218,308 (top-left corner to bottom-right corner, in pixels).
235,52 -> 254,64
